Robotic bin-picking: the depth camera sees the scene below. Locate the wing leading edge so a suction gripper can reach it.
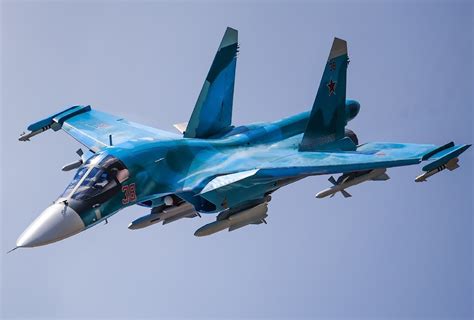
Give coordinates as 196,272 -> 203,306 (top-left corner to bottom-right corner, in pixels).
19,105 -> 179,152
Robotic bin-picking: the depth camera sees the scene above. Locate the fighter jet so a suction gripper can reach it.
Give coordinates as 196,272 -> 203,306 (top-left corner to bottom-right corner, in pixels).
12,27 -> 470,249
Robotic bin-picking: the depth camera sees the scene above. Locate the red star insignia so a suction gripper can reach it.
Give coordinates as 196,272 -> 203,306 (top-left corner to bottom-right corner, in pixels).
327,79 -> 336,96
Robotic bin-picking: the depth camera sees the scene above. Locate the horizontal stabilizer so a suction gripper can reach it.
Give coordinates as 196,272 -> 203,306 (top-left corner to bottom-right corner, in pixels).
309,136 -> 357,152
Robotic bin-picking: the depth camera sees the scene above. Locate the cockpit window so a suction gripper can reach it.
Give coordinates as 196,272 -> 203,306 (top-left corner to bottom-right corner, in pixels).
61,155 -> 129,201
73,167 -> 103,200
61,166 -> 88,197
95,171 -> 110,188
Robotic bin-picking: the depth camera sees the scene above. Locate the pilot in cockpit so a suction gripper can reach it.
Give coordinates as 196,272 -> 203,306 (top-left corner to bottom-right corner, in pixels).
61,155 -> 129,202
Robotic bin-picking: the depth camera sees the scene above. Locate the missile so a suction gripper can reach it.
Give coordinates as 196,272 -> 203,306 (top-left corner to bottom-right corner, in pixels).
415,157 -> 459,182
194,202 -> 268,237
18,127 -> 49,141
128,212 -> 161,230
316,168 -> 389,199
128,202 -> 198,230
162,203 -> 200,225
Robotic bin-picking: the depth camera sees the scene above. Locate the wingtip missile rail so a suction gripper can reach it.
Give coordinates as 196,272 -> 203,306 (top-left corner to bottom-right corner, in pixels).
18,127 -> 50,142
415,157 -> 459,182
19,105 -> 92,142
415,143 -> 471,182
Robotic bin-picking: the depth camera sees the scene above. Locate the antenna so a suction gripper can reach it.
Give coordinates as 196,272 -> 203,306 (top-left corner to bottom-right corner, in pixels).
7,247 -> 18,254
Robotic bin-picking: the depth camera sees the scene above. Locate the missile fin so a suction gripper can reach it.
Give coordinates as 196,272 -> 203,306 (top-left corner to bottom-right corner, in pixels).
446,158 -> 459,171
341,190 -> 352,198
328,176 -> 337,185
448,163 -> 460,171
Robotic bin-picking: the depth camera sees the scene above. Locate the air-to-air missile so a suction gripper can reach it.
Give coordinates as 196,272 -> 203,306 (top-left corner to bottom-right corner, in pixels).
415,157 -> 459,182
316,168 -> 390,199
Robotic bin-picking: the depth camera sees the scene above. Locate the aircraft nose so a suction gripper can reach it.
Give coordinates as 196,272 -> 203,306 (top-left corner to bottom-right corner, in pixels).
16,203 -> 85,248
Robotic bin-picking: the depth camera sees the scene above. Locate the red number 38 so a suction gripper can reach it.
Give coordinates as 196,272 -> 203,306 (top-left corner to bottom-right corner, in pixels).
122,183 -> 137,204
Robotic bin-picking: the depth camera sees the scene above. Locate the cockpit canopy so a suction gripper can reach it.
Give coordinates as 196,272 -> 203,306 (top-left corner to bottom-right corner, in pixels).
61,154 -> 129,201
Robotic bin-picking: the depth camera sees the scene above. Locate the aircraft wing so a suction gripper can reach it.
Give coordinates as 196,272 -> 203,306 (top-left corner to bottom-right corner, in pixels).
177,141 -> 469,212
19,105 -> 179,152
257,142 -> 471,179
182,142 -> 470,196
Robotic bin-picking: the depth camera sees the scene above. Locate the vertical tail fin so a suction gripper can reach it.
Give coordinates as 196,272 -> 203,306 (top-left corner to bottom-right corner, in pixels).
184,27 -> 238,139
299,38 -> 349,151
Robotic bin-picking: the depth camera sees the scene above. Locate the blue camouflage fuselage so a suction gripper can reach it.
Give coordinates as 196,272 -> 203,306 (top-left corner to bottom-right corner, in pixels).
14,31 -> 470,249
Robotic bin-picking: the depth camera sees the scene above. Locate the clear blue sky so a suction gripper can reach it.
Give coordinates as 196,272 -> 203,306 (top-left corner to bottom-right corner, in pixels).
1,1 -> 472,319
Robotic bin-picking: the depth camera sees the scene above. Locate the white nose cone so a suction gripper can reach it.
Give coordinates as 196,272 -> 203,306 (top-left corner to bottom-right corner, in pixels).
16,203 -> 85,248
